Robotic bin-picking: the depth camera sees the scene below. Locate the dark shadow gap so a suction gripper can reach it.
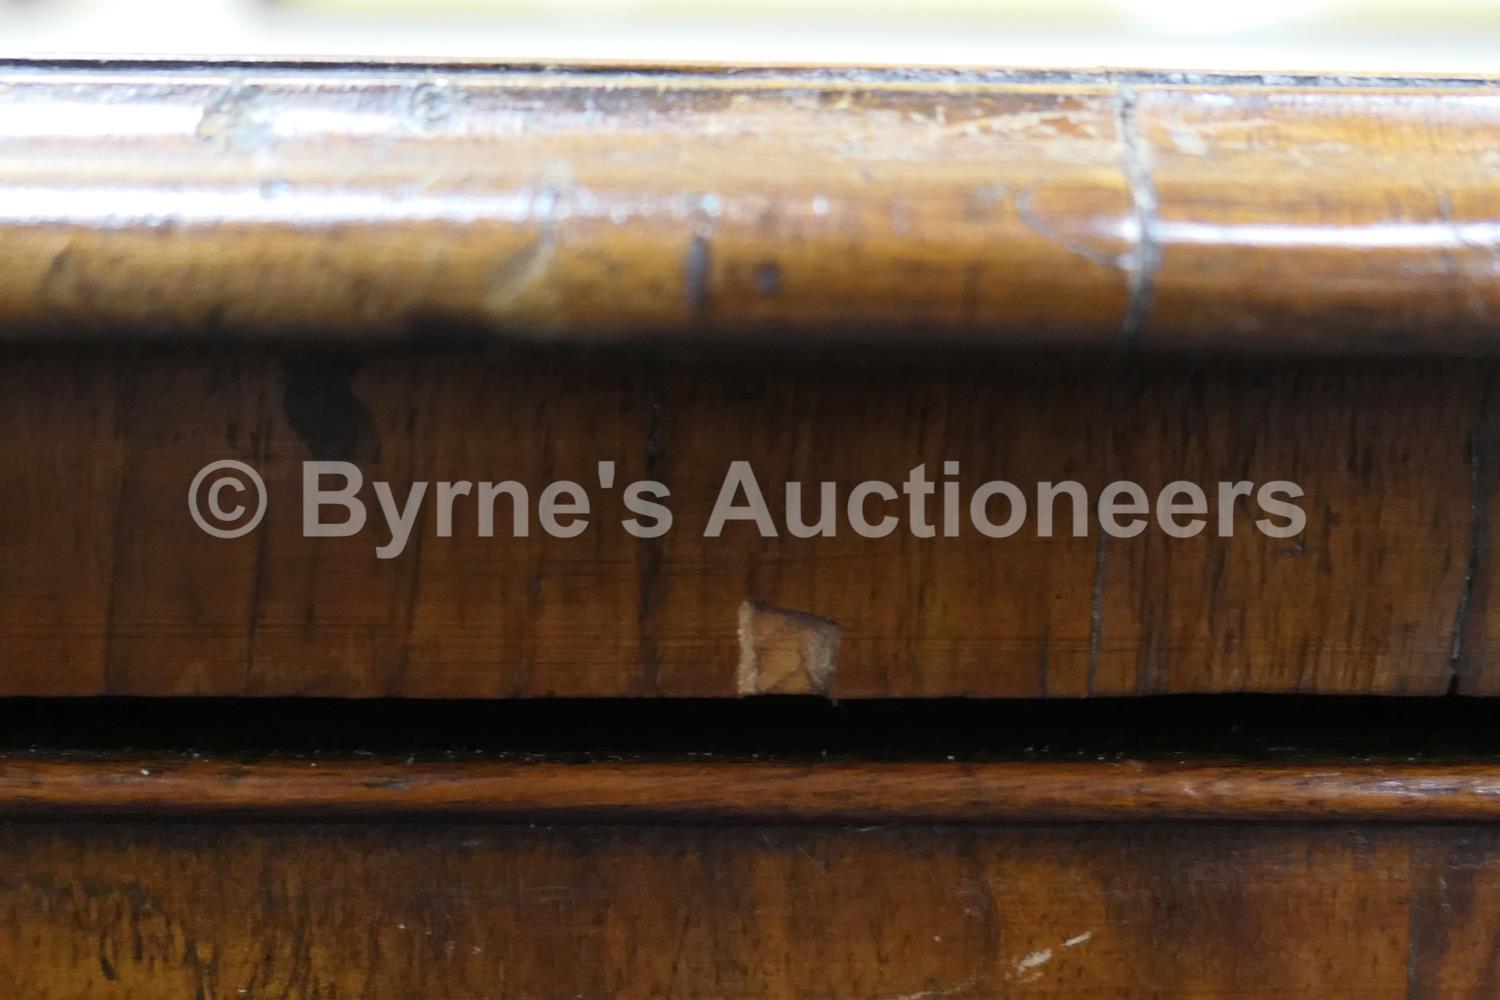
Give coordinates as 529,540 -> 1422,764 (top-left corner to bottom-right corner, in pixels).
5,695 -> 1500,761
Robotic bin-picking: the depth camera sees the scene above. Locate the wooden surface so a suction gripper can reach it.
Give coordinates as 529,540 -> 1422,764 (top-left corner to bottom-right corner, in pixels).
0,351 -> 1488,697
1,62 -> 1499,352
10,755 -> 1500,821
10,57 -> 1500,1000
1,819 -> 1496,998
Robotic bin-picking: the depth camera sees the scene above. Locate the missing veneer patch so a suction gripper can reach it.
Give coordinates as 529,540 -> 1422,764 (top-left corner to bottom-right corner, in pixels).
737,601 -> 842,696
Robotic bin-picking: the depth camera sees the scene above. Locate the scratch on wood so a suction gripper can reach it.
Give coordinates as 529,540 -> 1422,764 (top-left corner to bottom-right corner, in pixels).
887,977 -> 982,1000
737,600 -> 841,696
1014,182 -> 1126,270
1087,531 -> 1108,693
1450,378 -> 1494,693
1114,82 -> 1161,347
195,81 -> 271,151
1015,947 -> 1053,979
686,232 -> 712,319
635,368 -> 667,695
486,179 -> 569,316
488,214 -> 557,307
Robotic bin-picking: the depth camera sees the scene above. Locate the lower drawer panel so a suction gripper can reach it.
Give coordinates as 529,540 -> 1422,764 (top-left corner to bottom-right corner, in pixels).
1,820 -> 1492,999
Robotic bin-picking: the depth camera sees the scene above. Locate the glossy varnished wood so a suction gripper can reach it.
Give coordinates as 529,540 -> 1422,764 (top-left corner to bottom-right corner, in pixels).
9,755 -> 1500,821
1,819 -> 1495,998
9,59 -> 1500,1000
0,353 -> 1483,697
1,63 -> 1498,351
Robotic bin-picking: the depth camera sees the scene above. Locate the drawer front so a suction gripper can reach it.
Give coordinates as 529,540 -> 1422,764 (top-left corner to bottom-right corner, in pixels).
3,820 -> 1493,1000
0,352 -> 1487,698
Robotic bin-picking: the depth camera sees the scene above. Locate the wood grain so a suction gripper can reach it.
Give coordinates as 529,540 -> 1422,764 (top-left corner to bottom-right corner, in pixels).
0,63 -> 1498,352
0,820 -> 1494,998
1135,84 -> 1500,350
0,352 -> 1484,697
10,755 -> 1500,821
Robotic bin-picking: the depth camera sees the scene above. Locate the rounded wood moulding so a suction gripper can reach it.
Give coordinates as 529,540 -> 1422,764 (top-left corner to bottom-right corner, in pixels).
1,61 -> 1498,353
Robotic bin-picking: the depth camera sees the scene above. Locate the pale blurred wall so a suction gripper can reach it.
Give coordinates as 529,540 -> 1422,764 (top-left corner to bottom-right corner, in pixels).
2,0 -> 1499,73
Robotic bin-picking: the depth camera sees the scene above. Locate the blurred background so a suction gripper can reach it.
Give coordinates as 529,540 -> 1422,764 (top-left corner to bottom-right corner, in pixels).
1,0 -> 1499,73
